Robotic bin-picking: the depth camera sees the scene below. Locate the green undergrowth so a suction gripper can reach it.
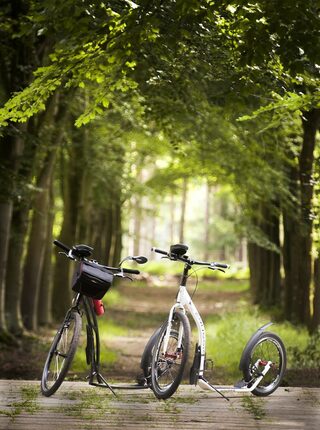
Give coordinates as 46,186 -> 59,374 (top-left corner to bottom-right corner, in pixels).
288,329 -> 320,368
71,320 -> 122,374
204,307 -> 309,383
72,346 -> 117,374
194,279 -> 249,293
101,288 -> 121,307
123,276 -> 249,295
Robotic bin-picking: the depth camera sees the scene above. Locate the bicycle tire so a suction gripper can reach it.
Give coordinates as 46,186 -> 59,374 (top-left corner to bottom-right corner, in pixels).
41,310 -> 82,397
242,332 -> 286,396
151,311 -> 190,399
138,325 -> 164,385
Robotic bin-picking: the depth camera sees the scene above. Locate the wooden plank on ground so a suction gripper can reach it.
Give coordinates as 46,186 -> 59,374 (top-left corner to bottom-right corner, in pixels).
0,380 -> 319,430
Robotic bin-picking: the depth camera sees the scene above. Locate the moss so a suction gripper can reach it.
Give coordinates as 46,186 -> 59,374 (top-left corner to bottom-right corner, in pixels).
60,389 -> 111,420
157,398 -> 182,414
0,385 -> 40,421
241,396 -> 266,420
172,395 -> 198,404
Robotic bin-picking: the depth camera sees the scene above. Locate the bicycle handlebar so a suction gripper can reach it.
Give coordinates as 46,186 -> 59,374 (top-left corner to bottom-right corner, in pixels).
151,246 -> 229,269
151,247 -> 168,256
53,239 -> 70,253
213,262 -> 229,269
53,240 -> 140,275
122,268 -> 140,275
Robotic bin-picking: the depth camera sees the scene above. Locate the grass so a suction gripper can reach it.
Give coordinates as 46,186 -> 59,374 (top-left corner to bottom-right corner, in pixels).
204,306 -> 309,383
195,279 -> 249,293
71,317 -> 124,374
101,288 -> 121,307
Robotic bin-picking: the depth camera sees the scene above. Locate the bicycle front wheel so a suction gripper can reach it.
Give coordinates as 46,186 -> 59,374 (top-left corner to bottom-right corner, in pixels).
242,332 -> 286,396
151,311 -> 190,399
41,310 -> 82,397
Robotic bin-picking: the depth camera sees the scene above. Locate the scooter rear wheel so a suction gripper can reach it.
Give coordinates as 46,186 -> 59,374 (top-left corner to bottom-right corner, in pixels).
242,332 -> 286,396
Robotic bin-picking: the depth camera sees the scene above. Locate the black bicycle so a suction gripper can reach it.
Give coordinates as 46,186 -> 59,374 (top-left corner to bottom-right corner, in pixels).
41,240 -> 147,397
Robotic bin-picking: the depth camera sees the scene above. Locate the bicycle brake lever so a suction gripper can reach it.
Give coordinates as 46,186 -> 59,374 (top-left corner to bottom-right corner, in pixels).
208,266 -> 225,273
115,273 -> 133,281
59,251 -> 75,260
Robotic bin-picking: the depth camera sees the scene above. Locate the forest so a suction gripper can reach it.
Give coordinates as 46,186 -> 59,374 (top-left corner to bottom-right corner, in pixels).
0,0 -> 320,348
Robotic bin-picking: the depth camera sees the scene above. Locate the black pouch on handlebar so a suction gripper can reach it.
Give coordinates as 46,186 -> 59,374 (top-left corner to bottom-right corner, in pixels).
72,261 -> 114,299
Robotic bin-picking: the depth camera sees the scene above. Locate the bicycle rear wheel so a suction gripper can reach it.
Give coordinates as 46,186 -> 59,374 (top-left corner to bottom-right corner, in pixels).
242,332 -> 286,396
151,311 -> 190,399
41,310 -> 82,397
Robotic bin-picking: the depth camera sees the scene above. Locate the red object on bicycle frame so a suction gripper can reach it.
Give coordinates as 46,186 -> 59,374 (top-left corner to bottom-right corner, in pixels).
93,299 -> 105,316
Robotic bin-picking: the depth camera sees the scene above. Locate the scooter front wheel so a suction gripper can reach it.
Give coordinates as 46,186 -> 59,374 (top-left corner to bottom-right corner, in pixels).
151,311 -> 191,399
242,332 -> 286,396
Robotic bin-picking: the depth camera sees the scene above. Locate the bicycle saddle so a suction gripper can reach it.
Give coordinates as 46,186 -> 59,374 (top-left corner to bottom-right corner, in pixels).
170,244 -> 188,256
72,244 -> 93,258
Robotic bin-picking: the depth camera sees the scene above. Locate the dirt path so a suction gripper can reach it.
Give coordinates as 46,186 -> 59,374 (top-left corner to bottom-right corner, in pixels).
0,280 -> 246,381
0,380 -> 319,429
100,281 -> 247,381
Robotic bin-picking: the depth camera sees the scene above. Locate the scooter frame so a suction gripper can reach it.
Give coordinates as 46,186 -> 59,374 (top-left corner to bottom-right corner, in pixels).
162,282 -> 274,397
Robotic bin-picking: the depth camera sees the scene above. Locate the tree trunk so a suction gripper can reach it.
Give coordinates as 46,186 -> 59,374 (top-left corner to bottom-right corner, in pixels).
37,180 -> 55,326
4,118 -> 41,335
0,202 -> 12,337
0,0 -> 36,338
4,202 -> 29,335
52,162 -> 75,320
283,109 -> 320,325
21,152 -> 56,330
179,178 -> 188,244
311,255 -> 320,331
248,241 -> 260,303
112,203 -> 123,266
296,109 -> 320,324
104,208 -> 114,265
0,130 -> 25,338
248,204 -> 281,307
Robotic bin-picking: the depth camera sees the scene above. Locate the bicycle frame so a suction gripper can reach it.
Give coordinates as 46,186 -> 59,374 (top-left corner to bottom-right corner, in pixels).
73,294 -> 149,394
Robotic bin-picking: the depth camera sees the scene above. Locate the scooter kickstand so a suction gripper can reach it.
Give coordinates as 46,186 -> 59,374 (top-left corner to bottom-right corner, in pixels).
198,377 -> 230,401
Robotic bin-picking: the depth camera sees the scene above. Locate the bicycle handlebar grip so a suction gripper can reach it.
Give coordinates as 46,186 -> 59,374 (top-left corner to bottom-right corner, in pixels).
53,239 -> 70,253
151,247 -> 168,256
122,268 -> 140,275
214,262 -> 229,269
